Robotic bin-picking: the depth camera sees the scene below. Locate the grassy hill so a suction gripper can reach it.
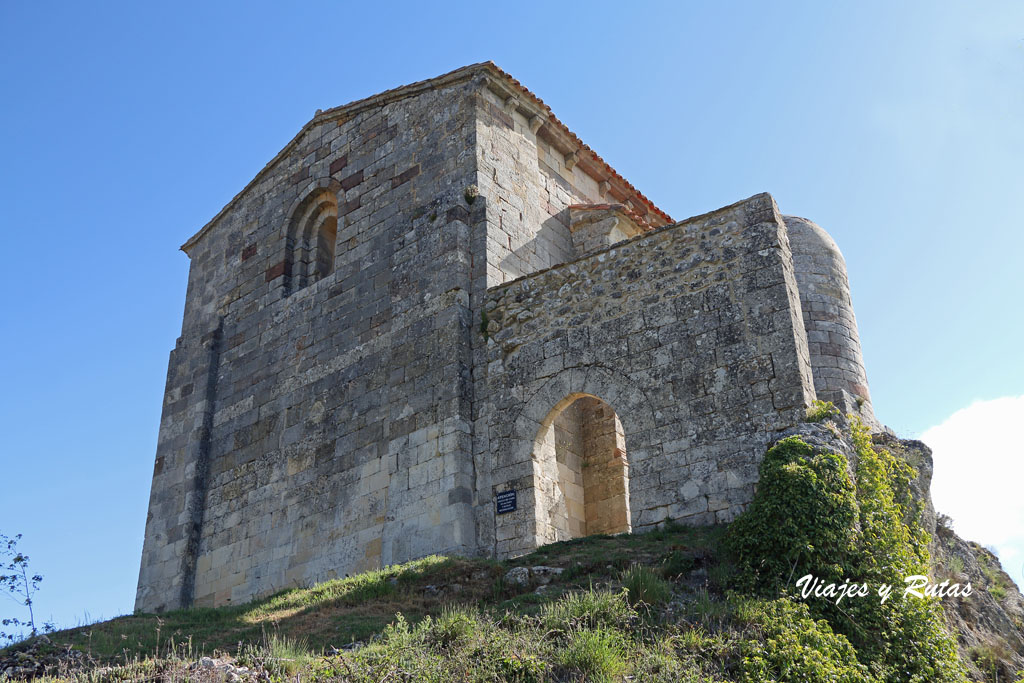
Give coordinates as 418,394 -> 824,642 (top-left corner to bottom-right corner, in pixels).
4,415 -> 1023,682
11,525 -> 743,681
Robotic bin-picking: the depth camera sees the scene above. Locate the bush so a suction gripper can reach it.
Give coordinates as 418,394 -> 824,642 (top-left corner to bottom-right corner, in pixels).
426,605 -> 477,648
539,587 -> 636,632
621,565 -> 672,607
726,425 -> 967,682
558,628 -> 627,682
496,651 -> 547,682
805,399 -> 840,422
726,436 -> 858,594
736,597 -> 871,683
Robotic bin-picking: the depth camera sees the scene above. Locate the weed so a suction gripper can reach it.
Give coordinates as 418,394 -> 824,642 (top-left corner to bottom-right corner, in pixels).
540,587 -> 636,632
557,628 -> 627,682
688,587 -> 731,626
977,551 -> 1013,603
427,605 -> 477,648
970,643 -> 1014,683
237,631 -> 312,677
660,550 -> 697,579
805,399 -> 840,422
621,565 -> 672,607
706,560 -> 734,591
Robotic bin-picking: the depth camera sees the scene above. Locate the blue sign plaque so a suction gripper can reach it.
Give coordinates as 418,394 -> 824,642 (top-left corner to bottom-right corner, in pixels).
496,490 -> 517,514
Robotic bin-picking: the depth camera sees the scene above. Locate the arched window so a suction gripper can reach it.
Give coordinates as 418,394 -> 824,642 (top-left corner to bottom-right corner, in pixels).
533,394 -> 630,542
285,189 -> 338,294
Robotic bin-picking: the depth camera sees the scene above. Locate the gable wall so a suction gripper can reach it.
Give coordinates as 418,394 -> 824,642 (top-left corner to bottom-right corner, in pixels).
137,78 -> 485,612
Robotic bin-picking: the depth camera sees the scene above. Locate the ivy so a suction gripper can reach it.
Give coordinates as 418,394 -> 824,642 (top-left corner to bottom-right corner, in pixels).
736,597 -> 871,683
726,422 -> 967,682
726,436 -> 858,595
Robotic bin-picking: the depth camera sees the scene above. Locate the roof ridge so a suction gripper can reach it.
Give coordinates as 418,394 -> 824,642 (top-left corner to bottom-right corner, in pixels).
181,62 -> 670,253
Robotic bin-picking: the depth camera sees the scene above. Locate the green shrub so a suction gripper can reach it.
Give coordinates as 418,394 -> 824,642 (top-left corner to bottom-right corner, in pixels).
850,420 -> 929,585
879,596 -> 966,683
736,597 -> 871,683
558,628 -> 627,682
842,421 -> 965,682
726,424 -> 967,682
806,399 -> 840,422
621,565 -> 672,607
496,651 -> 547,682
540,587 -> 636,632
426,605 -> 477,648
726,436 -> 858,594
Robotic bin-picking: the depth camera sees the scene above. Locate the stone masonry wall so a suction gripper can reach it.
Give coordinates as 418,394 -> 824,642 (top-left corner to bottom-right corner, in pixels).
467,79 -> 670,550
137,75 -> 486,612
579,398 -> 630,536
531,397 -> 630,543
474,85 -> 620,287
785,216 -> 877,426
474,193 -> 817,558
550,403 -> 586,539
138,64 -> 860,614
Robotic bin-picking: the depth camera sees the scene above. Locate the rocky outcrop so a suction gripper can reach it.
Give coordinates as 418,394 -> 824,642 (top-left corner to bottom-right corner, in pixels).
0,635 -> 89,680
872,431 -> 1024,679
933,525 -> 1024,680
782,416 -> 1024,679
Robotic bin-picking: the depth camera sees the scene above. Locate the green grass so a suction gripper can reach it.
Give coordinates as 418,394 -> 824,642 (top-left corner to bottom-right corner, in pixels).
558,628 -> 627,682
237,632 -> 314,678
39,554 -> 490,662
0,516 -> 984,681
687,587 -> 732,626
539,586 -> 636,632
7,525 -> 720,669
620,565 -> 672,607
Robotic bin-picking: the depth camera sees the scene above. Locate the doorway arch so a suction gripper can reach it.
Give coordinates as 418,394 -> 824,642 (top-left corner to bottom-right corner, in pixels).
533,393 -> 631,543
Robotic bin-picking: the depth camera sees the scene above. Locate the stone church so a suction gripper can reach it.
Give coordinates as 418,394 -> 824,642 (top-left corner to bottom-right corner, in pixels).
136,62 -> 876,612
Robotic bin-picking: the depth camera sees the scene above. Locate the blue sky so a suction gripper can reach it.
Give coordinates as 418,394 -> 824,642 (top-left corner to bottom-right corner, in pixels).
1,1 -> 1021,632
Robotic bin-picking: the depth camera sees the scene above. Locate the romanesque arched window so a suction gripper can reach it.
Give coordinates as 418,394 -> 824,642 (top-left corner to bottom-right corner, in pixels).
286,188 -> 338,294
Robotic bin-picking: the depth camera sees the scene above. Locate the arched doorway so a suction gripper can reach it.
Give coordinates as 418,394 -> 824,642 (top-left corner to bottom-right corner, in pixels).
533,393 -> 630,543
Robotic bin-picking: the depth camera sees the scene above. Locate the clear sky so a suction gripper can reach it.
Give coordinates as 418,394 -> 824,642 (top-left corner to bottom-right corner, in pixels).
1,1 -> 1021,633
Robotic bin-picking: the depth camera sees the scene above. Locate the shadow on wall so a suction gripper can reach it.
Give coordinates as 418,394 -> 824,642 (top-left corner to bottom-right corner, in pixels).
499,212 -> 573,278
